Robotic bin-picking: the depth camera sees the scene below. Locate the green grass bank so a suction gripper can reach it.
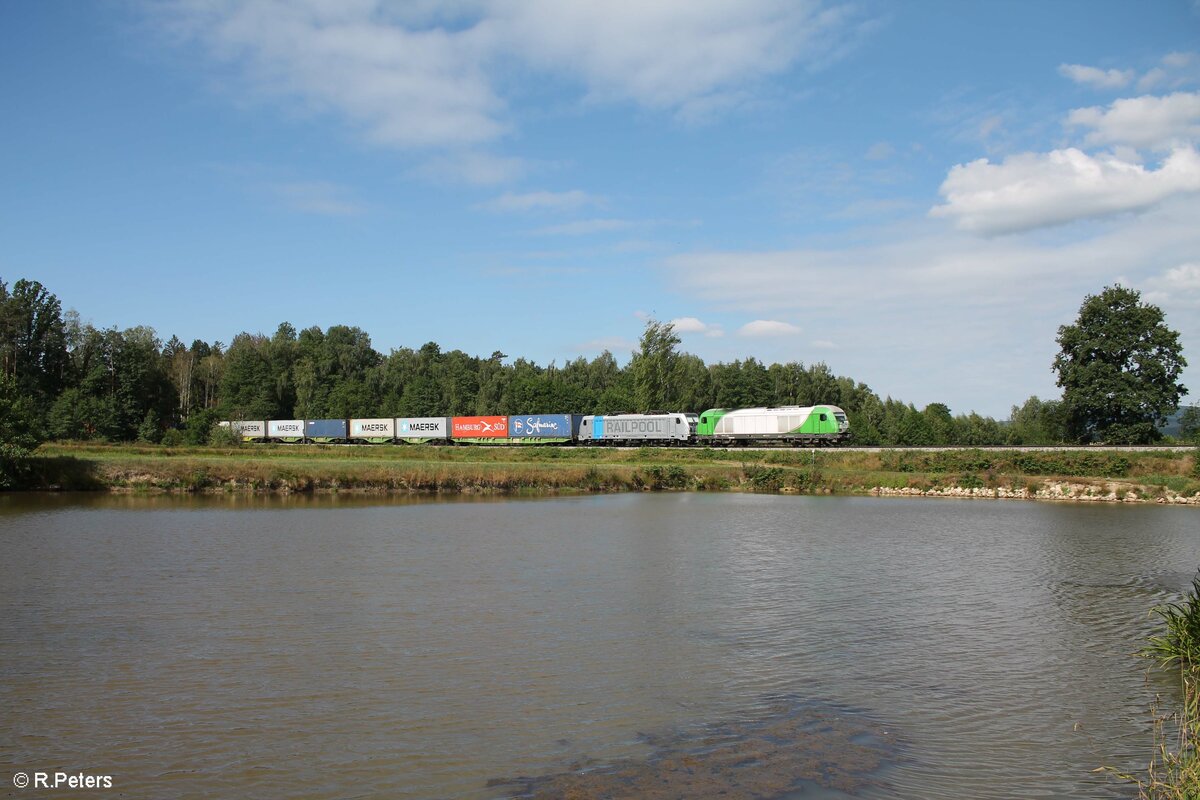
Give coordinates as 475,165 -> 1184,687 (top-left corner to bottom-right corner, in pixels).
13,442 -> 1200,504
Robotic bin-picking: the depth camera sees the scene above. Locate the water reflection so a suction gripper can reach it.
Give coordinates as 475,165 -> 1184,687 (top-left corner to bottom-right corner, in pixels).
1,493 -> 1198,798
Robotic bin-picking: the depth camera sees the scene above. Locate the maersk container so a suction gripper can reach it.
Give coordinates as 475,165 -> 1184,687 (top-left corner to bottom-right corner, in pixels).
350,418 -> 395,442
509,414 -> 572,439
268,419 -> 305,441
229,420 -> 266,440
395,417 -> 449,441
305,418 -> 348,441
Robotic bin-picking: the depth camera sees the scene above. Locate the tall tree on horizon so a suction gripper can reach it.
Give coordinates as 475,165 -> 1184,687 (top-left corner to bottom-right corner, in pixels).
1054,285 -> 1187,444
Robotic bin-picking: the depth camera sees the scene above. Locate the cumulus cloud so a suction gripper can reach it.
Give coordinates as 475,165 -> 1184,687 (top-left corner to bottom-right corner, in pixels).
930,147 -> 1200,234
481,189 -> 598,213
1059,63 -> 1134,90
1068,91 -> 1200,151
670,316 -> 724,337
156,0 -> 855,154
739,320 -> 802,337
1144,262 -> 1200,309
490,0 -> 852,115
661,196 -> 1200,413
667,194 -> 1200,312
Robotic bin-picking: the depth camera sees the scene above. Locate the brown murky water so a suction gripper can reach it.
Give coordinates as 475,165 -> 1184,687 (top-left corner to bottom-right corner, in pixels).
2,492 -> 1198,798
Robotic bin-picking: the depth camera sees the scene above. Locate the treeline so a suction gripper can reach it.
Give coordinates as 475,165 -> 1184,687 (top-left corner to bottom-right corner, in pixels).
0,276 -> 1156,451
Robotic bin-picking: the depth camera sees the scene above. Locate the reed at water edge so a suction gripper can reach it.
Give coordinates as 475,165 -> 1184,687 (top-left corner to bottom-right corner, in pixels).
1106,574 -> 1200,797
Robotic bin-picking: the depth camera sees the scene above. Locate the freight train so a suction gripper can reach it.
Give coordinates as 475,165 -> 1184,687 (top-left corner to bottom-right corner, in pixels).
222,405 -> 850,446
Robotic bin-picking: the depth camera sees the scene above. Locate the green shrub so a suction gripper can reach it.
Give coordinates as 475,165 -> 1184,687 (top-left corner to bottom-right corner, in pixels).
957,472 -> 986,489
206,423 -> 241,448
638,464 -> 690,490
743,465 -> 786,491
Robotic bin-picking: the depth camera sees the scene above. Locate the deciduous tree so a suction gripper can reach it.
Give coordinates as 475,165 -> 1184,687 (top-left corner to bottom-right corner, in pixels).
1053,286 -> 1186,444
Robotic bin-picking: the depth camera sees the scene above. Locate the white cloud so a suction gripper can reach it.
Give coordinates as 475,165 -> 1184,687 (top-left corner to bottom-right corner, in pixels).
1164,52 -> 1196,69
269,180 -> 364,215
669,316 -> 724,337
163,0 -> 504,149
1058,63 -> 1134,90
661,194 -> 1200,414
1139,68 -> 1167,92
531,218 -> 632,236
1144,262 -> 1200,310
1068,91 -> 1200,151
864,141 -> 894,160
156,0 -> 857,157
575,336 -> 638,356
415,152 -> 527,186
486,0 -> 854,115
481,189 -> 597,213
739,320 -> 802,337
930,147 -> 1200,234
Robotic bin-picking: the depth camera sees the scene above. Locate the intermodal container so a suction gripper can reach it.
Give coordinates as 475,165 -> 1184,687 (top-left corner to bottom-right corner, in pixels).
396,417 -> 449,439
305,419 -> 348,440
230,420 -> 266,439
268,419 -> 305,439
509,414 -> 572,439
350,418 -> 395,440
451,416 -> 508,439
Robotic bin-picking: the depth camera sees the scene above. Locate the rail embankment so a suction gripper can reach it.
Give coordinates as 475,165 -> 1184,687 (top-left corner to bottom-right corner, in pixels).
12,442 -> 1200,504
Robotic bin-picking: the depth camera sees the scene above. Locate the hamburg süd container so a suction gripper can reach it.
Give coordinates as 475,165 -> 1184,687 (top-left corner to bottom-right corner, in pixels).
451,416 -> 508,439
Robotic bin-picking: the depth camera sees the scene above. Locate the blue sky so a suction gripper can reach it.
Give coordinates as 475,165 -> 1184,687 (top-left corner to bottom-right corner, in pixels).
2,1 -> 1199,417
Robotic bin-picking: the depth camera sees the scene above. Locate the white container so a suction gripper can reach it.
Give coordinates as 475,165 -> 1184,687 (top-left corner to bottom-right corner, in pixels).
268,419 -> 305,439
350,418 -> 396,439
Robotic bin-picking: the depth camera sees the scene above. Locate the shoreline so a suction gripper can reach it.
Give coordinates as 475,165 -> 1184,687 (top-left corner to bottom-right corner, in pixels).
12,442 -> 1198,506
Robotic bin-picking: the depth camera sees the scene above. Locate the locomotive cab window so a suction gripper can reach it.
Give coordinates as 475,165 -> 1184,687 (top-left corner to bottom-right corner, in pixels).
820,413 -> 828,421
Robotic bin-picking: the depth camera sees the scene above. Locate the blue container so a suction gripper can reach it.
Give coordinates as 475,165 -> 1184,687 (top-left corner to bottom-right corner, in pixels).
509,414 -> 572,439
306,418 -> 348,439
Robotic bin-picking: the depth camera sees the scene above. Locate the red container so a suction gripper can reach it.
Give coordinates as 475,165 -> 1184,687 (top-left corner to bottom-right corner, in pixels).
452,416 -> 509,438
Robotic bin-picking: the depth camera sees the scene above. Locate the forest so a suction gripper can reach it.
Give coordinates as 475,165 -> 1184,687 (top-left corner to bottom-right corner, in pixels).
0,276 -> 1177,449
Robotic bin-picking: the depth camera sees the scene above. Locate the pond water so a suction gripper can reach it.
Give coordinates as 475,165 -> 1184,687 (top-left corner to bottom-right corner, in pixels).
2,492 -> 1198,798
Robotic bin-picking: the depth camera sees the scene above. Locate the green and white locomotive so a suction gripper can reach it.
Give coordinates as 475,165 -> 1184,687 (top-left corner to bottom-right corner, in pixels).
695,405 -> 849,446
